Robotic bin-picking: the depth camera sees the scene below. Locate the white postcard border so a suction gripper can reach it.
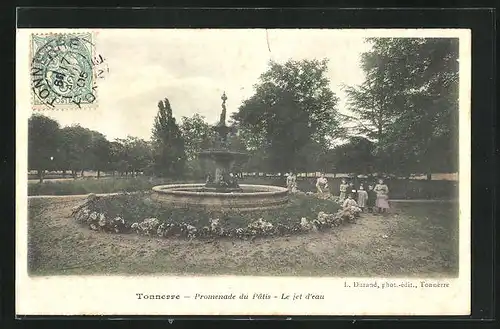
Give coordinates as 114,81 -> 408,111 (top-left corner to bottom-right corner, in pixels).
16,28 -> 471,316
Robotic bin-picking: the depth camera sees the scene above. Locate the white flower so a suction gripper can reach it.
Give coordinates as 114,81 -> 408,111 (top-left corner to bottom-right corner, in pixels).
98,213 -> 106,226
248,219 -> 267,230
300,217 -> 312,230
257,219 -> 273,230
142,218 -> 159,227
89,212 -> 98,221
157,223 -> 165,236
210,218 -> 220,230
131,223 -> 139,229
317,211 -> 326,223
89,223 -> 97,230
317,212 -> 335,224
139,218 -> 159,232
186,225 -> 197,238
82,208 -> 90,216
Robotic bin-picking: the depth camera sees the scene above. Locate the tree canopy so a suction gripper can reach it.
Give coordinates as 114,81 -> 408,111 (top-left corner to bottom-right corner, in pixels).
28,114 -> 152,181
27,40 -> 459,181
151,98 -> 186,177
232,59 -> 341,173
344,37 -> 459,175
28,114 -> 61,181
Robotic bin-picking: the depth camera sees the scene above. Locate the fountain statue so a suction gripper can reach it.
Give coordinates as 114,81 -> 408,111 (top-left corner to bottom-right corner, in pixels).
219,91 -> 227,127
152,92 -> 289,211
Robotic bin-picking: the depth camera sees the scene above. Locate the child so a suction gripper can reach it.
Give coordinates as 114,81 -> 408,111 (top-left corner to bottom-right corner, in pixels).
367,185 -> 377,213
339,178 -> 348,201
343,193 -> 359,209
357,185 -> 368,212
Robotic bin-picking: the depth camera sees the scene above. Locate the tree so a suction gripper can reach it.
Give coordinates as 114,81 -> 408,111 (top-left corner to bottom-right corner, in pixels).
125,136 -> 152,176
344,38 -> 459,176
88,131 -> 112,178
180,114 -> 215,160
108,140 -> 126,176
59,125 -> 94,178
179,114 -> 217,179
232,59 -> 342,173
329,137 -> 376,176
28,114 -> 61,182
151,98 -> 186,177
112,138 -> 132,176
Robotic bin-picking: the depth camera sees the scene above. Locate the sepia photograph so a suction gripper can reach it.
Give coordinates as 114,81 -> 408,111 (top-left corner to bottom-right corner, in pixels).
16,28 -> 471,315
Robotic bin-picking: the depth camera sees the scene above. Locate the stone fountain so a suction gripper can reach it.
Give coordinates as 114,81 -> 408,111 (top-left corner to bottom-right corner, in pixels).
198,91 -> 248,193
152,92 -> 289,211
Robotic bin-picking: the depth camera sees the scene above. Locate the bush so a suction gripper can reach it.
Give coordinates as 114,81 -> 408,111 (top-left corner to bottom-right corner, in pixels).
70,192 -> 360,240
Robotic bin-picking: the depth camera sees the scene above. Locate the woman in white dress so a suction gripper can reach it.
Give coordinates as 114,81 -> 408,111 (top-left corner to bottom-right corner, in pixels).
286,171 -> 297,193
374,178 -> 390,213
316,173 -> 329,194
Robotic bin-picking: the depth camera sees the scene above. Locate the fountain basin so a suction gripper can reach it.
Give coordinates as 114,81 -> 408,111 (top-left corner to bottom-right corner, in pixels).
151,184 -> 289,211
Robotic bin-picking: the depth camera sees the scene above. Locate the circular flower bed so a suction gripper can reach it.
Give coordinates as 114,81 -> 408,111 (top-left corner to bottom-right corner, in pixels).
71,191 -> 361,240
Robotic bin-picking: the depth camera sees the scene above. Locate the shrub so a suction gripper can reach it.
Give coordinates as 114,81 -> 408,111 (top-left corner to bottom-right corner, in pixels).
71,192 -> 362,240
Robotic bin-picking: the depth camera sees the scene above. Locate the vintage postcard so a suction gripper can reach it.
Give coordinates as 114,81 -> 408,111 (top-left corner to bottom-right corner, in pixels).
16,28 -> 471,316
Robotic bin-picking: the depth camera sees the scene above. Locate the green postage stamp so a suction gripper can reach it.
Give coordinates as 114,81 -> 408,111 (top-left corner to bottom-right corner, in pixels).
30,32 -> 101,110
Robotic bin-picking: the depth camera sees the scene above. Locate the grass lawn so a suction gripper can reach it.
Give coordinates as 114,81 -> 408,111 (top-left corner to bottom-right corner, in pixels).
27,176 -> 276,196
27,176 -> 180,196
27,197 -> 459,277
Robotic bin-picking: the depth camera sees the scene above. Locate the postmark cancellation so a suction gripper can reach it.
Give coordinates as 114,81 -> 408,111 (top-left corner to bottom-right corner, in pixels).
29,32 -> 107,110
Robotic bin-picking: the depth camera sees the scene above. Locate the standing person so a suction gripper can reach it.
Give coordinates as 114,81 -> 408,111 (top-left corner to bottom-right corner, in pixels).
316,173 -> 329,194
206,173 -> 214,184
357,185 -> 368,212
339,178 -> 348,201
374,178 -> 390,213
348,181 -> 357,200
286,171 -> 297,193
367,185 -> 377,213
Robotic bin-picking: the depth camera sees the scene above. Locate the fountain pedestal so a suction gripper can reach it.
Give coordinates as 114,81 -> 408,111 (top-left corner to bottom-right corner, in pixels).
198,92 -> 248,193
199,149 -> 248,193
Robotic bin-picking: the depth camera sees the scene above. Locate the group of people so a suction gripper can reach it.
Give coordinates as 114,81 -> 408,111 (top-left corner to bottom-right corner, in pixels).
286,172 -> 391,214
339,178 -> 390,213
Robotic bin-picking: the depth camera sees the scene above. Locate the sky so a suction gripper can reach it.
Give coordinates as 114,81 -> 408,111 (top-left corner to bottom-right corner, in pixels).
34,29 -> 372,141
